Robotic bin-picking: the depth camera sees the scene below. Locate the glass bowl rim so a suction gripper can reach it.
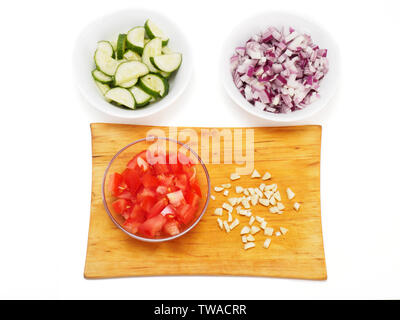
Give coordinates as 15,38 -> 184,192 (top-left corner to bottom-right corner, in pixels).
101,136 -> 211,243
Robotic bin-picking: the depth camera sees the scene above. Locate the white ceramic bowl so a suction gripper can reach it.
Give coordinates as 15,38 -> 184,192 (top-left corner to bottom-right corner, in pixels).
221,11 -> 339,122
73,9 -> 193,119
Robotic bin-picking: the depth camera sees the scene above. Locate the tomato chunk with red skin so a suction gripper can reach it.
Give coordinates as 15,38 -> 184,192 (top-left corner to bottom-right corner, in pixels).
121,168 -> 141,194
147,198 -> 168,219
176,204 -> 197,225
139,214 -> 167,237
112,199 -> 131,215
108,172 -> 123,196
163,219 -> 180,236
141,171 -> 159,188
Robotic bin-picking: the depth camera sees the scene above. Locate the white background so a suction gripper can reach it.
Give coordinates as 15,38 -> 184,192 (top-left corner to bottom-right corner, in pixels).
0,0 -> 399,299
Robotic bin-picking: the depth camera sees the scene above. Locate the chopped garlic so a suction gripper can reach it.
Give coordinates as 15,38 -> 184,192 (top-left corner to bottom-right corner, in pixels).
214,186 -> 224,192
274,191 -> 281,201
222,203 -> 233,213
251,169 -> 261,178
223,221 -> 230,233
230,218 -> 239,230
235,186 -> 244,194
264,227 -> 274,236
262,172 -> 271,180
217,218 -> 223,230
221,183 -> 231,188
255,216 -> 264,223
259,183 -> 266,191
255,188 -> 263,198
269,206 -> 280,214
264,190 -> 274,199
251,226 -> 261,235
223,190 -> 229,197
286,188 -> 295,200
294,202 -> 301,211
214,208 -> 223,216
228,212 -> 233,223
239,209 -> 252,217
241,235 -> 248,243
250,195 -> 258,206
228,198 -> 238,206
259,198 -> 270,207
269,196 -> 276,206
277,202 -> 285,211
240,226 -> 250,235
211,195 -> 216,200
248,188 -> 255,196
260,221 -> 268,229
275,231 -> 281,237
280,227 -> 288,235
249,216 -> 255,225
242,199 -> 250,209
244,242 -> 255,250
243,189 -> 250,196
263,238 -> 271,249
230,173 -> 240,181
246,234 -> 255,242
264,184 -> 275,191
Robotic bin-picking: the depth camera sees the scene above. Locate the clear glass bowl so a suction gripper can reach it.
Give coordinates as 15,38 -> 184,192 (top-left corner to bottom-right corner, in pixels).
102,136 -> 211,242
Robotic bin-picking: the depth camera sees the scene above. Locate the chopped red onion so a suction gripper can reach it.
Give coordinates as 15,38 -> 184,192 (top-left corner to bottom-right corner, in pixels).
231,26 -> 329,113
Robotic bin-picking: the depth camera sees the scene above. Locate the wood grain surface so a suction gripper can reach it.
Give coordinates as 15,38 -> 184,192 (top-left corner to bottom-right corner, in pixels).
85,123 -> 326,280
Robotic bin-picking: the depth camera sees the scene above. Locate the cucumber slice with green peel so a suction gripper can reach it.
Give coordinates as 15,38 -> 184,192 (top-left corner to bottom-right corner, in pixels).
94,49 -> 119,76
127,26 -> 145,55
94,80 -> 111,100
92,69 -> 113,84
97,41 -> 114,56
159,70 -> 171,78
114,61 -> 149,85
150,53 -> 182,73
105,87 -> 136,109
118,78 -> 138,88
116,34 -> 127,60
130,86 -> 152,107
162,46 -> 174,54
144,19 -> 169,46
123,50 -> 141,61
138,73 -> 169,98
142,38 -> 162,73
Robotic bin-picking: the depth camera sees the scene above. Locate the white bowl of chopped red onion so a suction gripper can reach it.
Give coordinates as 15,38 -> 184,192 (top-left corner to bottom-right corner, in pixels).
222,12 -> 339,122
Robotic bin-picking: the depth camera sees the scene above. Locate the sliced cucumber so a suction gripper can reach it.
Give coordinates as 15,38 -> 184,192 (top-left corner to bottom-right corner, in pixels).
162,46 -> 174,54
97,41 -> 114,56
142,38 -> 162,73
150,53 -> 182,73
92,69 -> 113,84
114,61 -> 149,85
119,78 -> 138,88
123,50 -> 141,61
94,49 -> 119,76
105,87 -> 136,109
159,70 -> 171,78
94,80 -> 111,100
130,86 -> 152,107
116,34 -> 127,60
138,73 -> 169,98
127,26 -> 145,55
144,19 -> 169,46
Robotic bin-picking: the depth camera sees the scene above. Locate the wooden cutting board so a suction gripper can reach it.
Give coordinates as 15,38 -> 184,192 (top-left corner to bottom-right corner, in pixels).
85,123 -> 326,280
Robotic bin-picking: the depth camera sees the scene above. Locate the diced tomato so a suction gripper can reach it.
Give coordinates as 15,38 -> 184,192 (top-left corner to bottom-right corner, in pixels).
136,187 -> 156,202
185,191 -> 200,208
174,174 -> 188,191
139,214 -> 167,237
176,204 -> 196,225
123,218 -> 141,234
117,191 -> 134,200
163,219 -> 181,236
190,180 -> 202,197
167,190 -> 186,208
108,172 -> 123,196
160,204 -> 176,218
111,199 -> 130,215
126,150 -> 147,169
141,171 -> 159,188
140,196 -> 156,213
147,198 -> 168,219
121,168 -> 141,194
130,204 -> 146,222
156,185 -> 168,195
153,163 -> 170,175
157,174 -> 175,188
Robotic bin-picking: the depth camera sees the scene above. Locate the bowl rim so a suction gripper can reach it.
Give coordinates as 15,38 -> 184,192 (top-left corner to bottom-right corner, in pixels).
221,10 -> 339,122
73,7 -> 193,119
102,136 -> 211,242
